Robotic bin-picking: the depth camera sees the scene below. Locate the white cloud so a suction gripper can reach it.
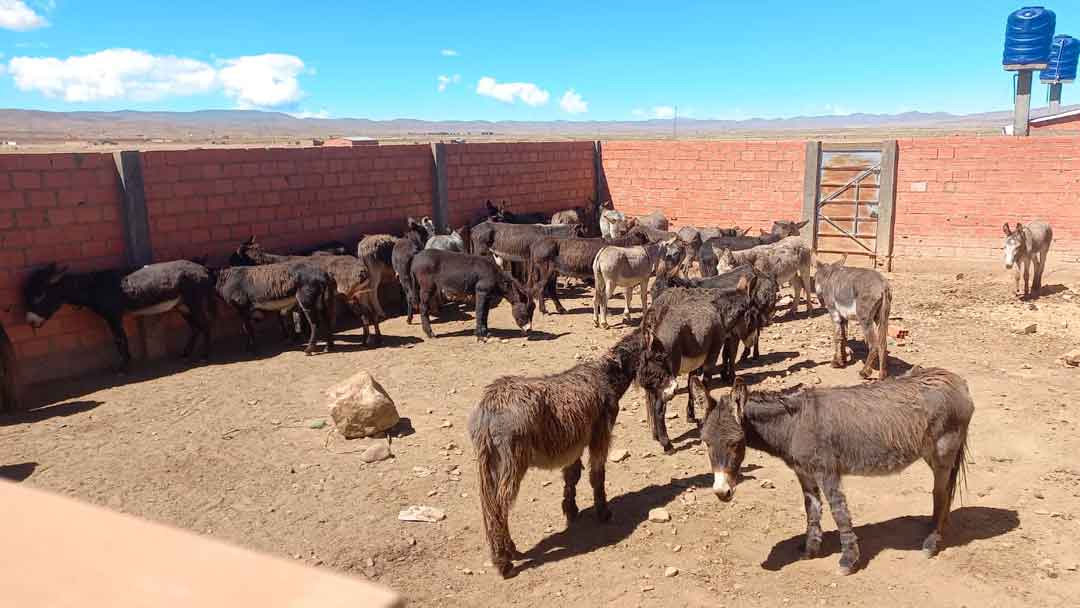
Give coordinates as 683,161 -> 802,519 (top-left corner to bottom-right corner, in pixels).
440,49 -> 459,57
290,109 -> 330,119
652,105 -> 675,119
824,103 -> 851,116
6,49 -> 310,108
559,89 -> 587,114
0,0 -> 47,31
218,54 -> 306,108
8,49 -> 216,102
632,106 -> 680,119
437,73 -> 461,93
476,76 -> 549,107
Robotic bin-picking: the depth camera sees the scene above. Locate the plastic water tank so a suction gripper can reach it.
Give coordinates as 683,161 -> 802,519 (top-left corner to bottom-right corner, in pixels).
1040,35 -> 1079,82
1003,6 -> 1056,68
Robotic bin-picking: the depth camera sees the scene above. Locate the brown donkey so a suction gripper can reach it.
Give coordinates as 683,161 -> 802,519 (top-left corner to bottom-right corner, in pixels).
468,330 -> 644,578
813,255 -> 892,379
696,366 -> 973,575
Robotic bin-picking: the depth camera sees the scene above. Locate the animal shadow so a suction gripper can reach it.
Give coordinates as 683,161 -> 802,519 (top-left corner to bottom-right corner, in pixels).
388,417 -> 416,439
334,334 -> 424,348
0,462 -> 38,482
517,473 -> 710,574
0,400 -> 103,427
761,506 -> 1020,573
1036,284 -> 1068,297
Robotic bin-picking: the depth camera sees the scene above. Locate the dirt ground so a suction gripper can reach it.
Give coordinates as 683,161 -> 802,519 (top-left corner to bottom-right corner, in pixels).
2,258 -> 1079,607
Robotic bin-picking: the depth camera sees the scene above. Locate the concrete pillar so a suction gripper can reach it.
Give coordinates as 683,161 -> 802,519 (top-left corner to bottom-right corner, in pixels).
1013,71 -> 1033,137
1049,82 -> 1063,113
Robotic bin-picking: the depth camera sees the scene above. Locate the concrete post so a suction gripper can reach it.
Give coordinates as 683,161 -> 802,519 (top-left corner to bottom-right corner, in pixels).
1049,82 -> 1063,113
1013,71 -> 1033,136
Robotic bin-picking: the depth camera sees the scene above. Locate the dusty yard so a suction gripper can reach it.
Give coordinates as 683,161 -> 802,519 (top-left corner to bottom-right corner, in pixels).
2,259 -> 1079,607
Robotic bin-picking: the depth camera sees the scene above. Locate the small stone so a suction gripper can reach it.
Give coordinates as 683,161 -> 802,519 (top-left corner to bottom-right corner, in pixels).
440,420 -> 453,429
541,480 -> 552,487
1034,491 -> 1045,499
448,388 -> 457,395
1060,349 -> 1080,367
462,568 -> 473,575
1012,323 -> 1037,335
366,557 -> 375,568
955,273 -> 965,280
664,566 -> 679,578
270,419 -> 282,426
1035,509 -> 1050,515
648,508 -> 671,523
427,490 -> 438,497
673,544 -> 682,553
398,506 -> 446,523
641,585 -> 655,593
426,408 -> 435,414
499,338 -> 509,344
1021,364 -> 1032,370
665,410 -> 679,420
407,537 -> 417,546
609,449 -> 630,463
760,479 -> 775,489
308,419 -> 327,429
413,467 -> 433,478
359,442 -> 392,463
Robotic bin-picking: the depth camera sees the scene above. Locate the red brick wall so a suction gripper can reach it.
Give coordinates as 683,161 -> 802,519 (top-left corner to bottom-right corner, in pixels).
894,136 -> 1080,262
142,145 -> 434,263
601,141 -> 806,230
0,153 -> 130,383
444,142 -> 595,228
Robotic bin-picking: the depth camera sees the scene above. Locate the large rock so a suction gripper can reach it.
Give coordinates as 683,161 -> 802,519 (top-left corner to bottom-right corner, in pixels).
326,371 -> 400,439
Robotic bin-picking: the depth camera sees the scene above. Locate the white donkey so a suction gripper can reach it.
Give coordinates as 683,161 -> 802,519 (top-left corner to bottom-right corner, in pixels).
592,238 -> 683,329
1003,222 -> 1053,299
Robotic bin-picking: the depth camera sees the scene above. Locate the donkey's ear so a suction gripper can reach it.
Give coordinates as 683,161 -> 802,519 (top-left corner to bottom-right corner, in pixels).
731,379 -> 749,421
739,226 -> 753,237
49,264 -> 69,285
485,200 -> 497,212
834,254 -> 848,267
688,375 -> 714,417
244,235 -> 256,245
759,228 -> 768,236
794,220 -> 809,230
1002,222 -> 1012,236
1015,222 -> 1024,234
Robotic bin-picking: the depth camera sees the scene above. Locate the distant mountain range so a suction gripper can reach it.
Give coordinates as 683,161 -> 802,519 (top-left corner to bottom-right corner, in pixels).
1,105 -> 1076,143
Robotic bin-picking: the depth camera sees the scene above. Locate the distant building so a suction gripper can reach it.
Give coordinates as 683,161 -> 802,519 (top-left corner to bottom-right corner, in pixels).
1,141 -> 16,147
1002,108 -> 1080,134
318,136 -> 379,147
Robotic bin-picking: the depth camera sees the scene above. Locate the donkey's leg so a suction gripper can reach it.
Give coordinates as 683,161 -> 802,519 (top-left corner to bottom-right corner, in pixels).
821,473 -> 860,575
654,396 -> 674,453
922,461 -> 952,558
549,271 -> 568,315
796,471 -> 824,559
106,315 -> 132,372
179,312 -> 199,359
839,319 -> 850,367
1022,257 -> 1032,298
1033,251 -> 1046,294
591,270 -> 602,328
830,316 -> 845,368
789,276 -> 803,317
858,317 -> 878,380
639,278 -> 648,319
622,282 -> 633,322
295,293 -> 320,356
474,290 -> 492,342
561,459 -> 583,523
418,283 -> 436,339
589,427 -> 613,522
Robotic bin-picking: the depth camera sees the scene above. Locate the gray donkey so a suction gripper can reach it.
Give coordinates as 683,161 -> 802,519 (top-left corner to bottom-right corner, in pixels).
592,237 -> 683,329
1002,221 -> 1053,299
813,256 -> 891,380
696,366 -> 973,575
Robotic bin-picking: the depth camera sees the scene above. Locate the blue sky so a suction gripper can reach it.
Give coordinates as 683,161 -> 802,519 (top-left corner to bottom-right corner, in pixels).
0,1 -> 1077,121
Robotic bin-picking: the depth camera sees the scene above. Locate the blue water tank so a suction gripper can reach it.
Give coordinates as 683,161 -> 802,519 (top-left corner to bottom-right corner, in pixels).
1002,6 -> 1056,68
1040,35 -> 1079,82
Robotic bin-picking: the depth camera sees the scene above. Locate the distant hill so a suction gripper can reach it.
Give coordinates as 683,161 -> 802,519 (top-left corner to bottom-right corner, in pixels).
1,105 -> 1076,145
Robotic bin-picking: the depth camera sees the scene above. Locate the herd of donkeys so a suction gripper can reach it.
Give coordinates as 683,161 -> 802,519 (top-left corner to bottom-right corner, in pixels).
20,197 -> 1059,578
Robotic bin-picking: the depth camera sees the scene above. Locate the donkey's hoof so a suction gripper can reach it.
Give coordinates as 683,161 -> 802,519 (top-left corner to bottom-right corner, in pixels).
495,559 -> 516,579
595,507 -> 612,523
837,550 -> 860,575
858,367 -> 873,379
661,442 -> 675,454
831,359 -> 844,369
836,564 -> 855,576
562,503 -> 580,522
921,533 -> 941,558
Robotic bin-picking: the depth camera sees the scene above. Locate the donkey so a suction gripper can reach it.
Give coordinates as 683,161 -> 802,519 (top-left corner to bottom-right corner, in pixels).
359,229 -> 408,321
716,236 -> 812,315
699,220 -> 805,277
528,231 -> 650,315
214,262 -> 336,355
426,225 -> 469,253
599,202 -> 625,240
591,238 -> 683,329
636,276 -> 758,451
1002,221 -> 1053,299
485,200 -> 550,225
696,366 -> 974,575
468,329 -> 644,578
551,196 -> 602,237
229,238 -> 381,345
0,324 -> 20,413
410,249 -> 535,342
814,256 -> 891,380
392,219 -> 433,324
24,261 -> 216,370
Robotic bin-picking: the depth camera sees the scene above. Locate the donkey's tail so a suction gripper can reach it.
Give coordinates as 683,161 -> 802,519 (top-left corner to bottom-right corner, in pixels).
947,432 -> 969,511
469,411 -> 504,546
877,282 -> 892,376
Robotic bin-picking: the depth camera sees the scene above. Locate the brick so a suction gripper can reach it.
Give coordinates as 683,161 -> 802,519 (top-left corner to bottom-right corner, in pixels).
12,172 -> 41,190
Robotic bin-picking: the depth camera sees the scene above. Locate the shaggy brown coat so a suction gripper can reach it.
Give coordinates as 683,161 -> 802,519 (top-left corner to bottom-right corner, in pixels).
468,329 -> 644,578
698,366 -> 973,574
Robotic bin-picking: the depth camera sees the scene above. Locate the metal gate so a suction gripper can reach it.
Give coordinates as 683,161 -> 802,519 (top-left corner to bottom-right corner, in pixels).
801,141 -> 898,270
